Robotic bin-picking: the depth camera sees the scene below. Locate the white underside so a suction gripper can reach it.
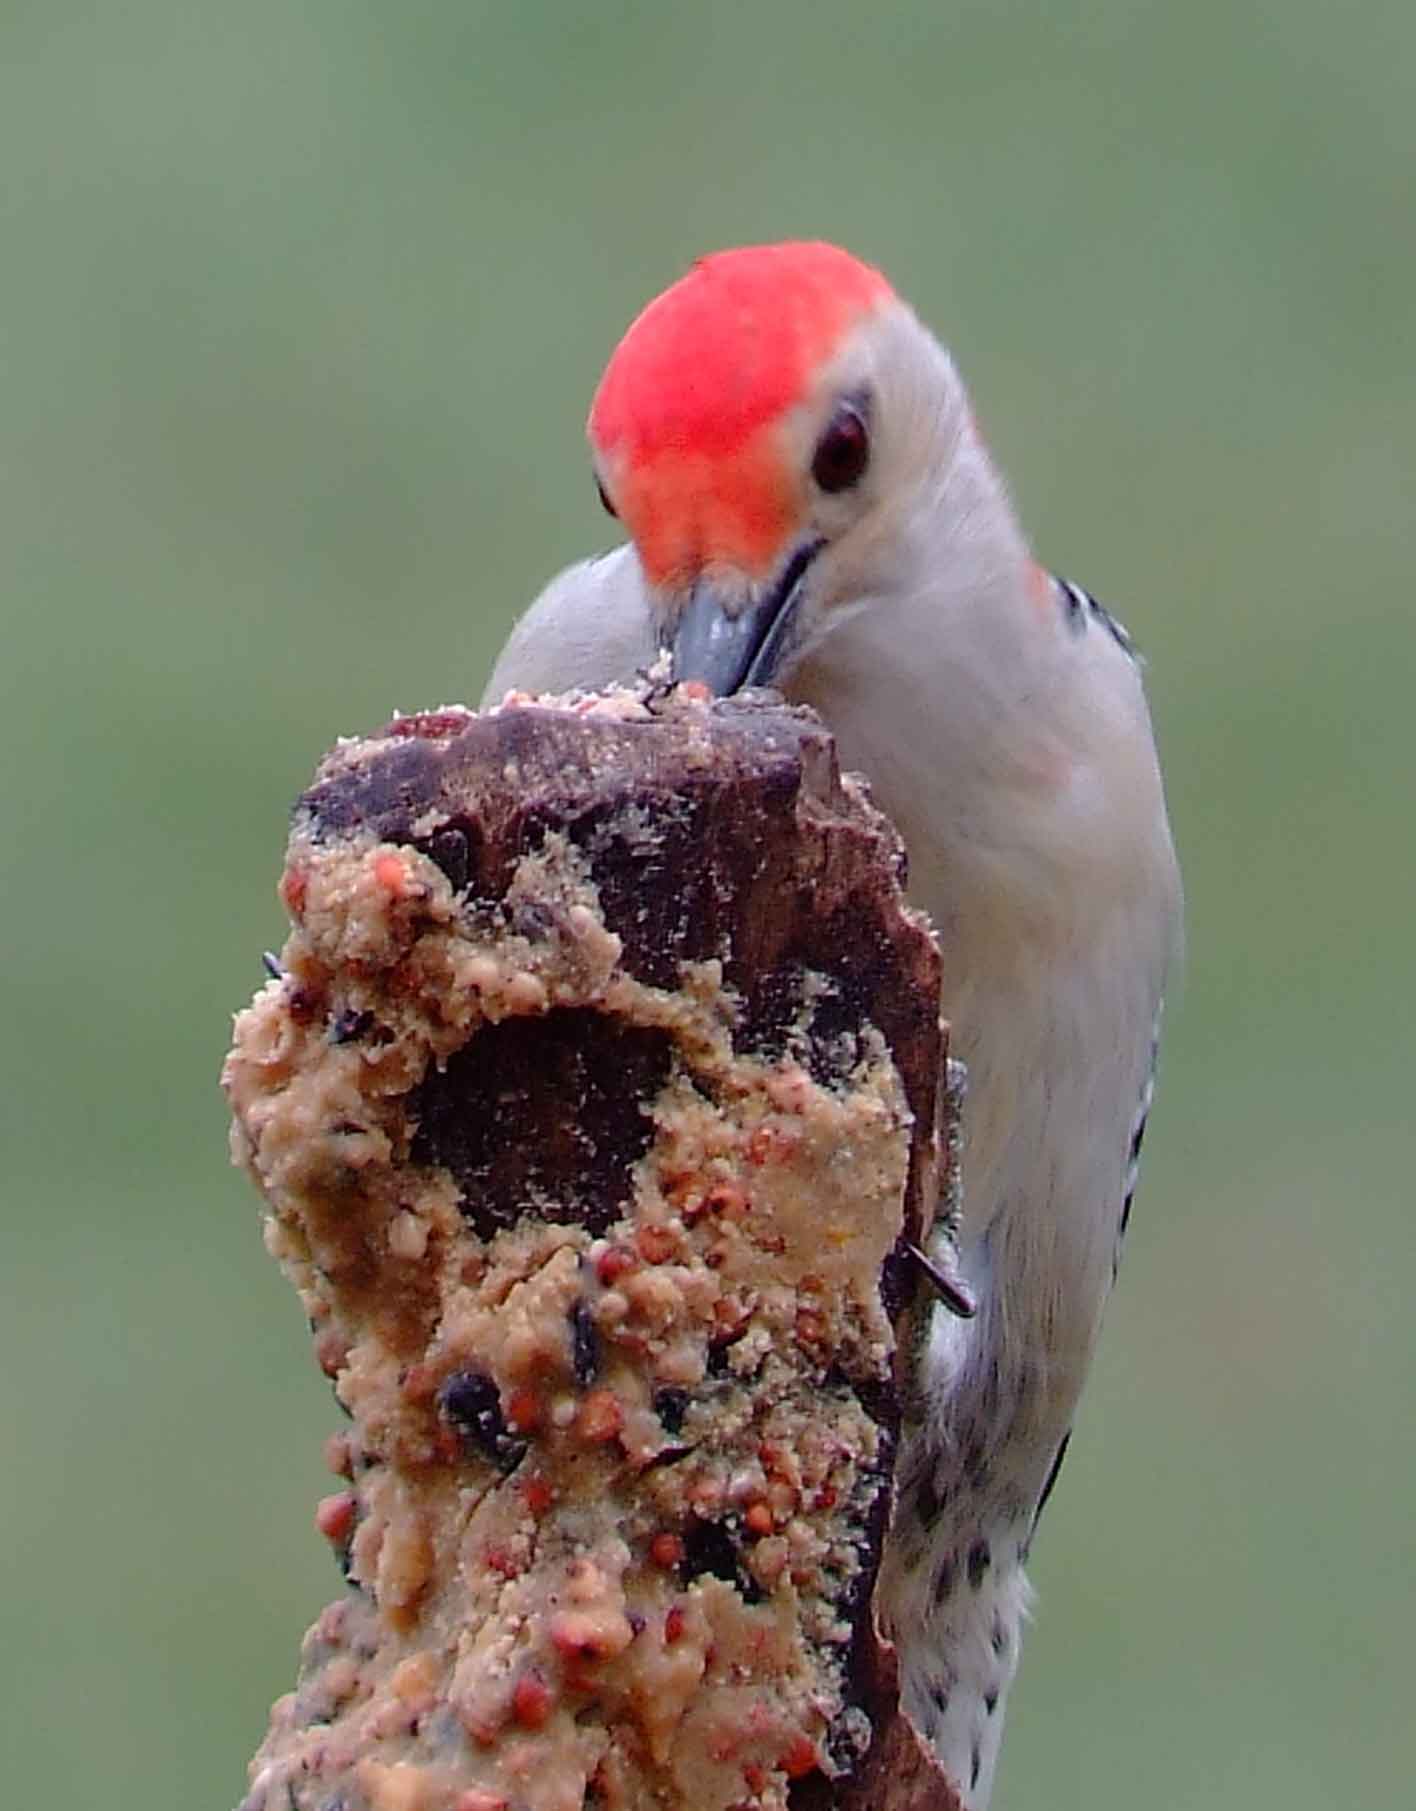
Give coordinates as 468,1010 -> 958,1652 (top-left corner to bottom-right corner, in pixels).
485,511 -> 1179,1807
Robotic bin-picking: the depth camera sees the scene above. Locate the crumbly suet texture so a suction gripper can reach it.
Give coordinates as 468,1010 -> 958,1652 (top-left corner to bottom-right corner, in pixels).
224,688 -> 946,1811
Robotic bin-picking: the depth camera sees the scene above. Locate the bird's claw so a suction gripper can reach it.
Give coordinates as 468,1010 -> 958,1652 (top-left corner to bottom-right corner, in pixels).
905,1239 -> 977,1319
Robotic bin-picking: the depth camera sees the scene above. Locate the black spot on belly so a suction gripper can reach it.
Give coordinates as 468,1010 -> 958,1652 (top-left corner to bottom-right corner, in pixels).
916,1470 -> 945,1530
962,1435 -> 990,1487
932,1555 -> 956,1607
967,1538 -> 992,1589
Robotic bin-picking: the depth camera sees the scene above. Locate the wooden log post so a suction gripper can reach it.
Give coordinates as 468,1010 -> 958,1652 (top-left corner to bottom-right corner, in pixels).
224,687 -> 963,1811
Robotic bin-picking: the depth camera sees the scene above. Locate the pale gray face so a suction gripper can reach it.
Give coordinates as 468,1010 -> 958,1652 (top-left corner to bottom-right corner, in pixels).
595,303 -> 966,697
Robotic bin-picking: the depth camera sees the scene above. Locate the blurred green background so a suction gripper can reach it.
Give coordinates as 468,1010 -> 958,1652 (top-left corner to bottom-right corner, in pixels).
3,3 -> 1412,1807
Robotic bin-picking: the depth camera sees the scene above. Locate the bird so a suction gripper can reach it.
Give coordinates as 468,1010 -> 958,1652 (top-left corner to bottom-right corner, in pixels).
483,241 -> 1181,1808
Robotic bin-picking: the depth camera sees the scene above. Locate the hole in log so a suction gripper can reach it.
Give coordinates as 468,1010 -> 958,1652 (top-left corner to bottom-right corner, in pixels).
410,1009 -> 672,1240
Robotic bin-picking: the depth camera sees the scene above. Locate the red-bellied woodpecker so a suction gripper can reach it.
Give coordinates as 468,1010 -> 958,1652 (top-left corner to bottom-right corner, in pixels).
484,241 -> 1181,1808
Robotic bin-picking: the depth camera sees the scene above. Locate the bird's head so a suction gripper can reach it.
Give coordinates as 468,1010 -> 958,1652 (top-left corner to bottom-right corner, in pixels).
587,241 -> 972,694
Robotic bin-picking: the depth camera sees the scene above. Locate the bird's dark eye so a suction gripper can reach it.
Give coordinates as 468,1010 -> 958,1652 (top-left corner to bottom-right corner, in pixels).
811,402 -> 870,494
596,476 -> 618,519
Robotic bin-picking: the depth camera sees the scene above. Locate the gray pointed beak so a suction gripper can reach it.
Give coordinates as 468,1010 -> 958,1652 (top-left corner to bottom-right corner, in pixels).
669,541 -> 822,695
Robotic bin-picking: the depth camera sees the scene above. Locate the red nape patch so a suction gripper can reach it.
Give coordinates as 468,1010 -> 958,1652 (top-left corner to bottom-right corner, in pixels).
589,242 -> 893,464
